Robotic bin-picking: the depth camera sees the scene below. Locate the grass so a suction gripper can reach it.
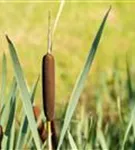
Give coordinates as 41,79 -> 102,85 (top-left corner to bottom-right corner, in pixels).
0,6 -> 110,149
1,1 -> 135,150
0,2 -> 135,104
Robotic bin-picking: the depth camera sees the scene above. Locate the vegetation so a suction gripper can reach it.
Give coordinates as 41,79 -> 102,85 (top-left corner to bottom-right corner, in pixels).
0,1 -> 135,150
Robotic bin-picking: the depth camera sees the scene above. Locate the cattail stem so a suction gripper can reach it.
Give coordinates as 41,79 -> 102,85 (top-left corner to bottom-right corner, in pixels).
42,11 -> 55,150
47,11 -> 52,54
47,121 -> 52,150
51,120 -> 58,150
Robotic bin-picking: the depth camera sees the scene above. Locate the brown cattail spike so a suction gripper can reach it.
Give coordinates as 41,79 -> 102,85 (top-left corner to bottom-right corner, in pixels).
33,106 -> 48,142
0,125 -> 3,149
42,53 -> 55,121
42,11 -> 55,150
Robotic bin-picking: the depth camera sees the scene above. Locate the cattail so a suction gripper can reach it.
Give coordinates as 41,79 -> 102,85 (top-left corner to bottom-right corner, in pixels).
40,125 -> 48,143
42,11 -> 55,122
42,53 -> 55,121
0,125 -> 3,149
42,12 -> 56,150
33,106 -> 44,131
33,106 -> 48,142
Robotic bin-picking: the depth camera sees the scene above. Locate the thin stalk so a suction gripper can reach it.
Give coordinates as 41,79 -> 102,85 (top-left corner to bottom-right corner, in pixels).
117,96 -> 123,123
52,0 -> 65,38
47,11 -> 52,54
47,121 -> 52,150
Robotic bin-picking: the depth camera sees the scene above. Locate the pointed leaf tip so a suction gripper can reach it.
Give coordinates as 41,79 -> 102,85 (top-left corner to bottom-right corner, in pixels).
109,5 -> 112,11
105,6 -> 111,19
5,35 -> 12,44
57,7 -> 110,150
3,52 -> 6,59
107,6 -> 111,16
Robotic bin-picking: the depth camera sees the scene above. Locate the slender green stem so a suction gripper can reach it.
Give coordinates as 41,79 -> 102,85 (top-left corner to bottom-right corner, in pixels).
47,121 -> 52,150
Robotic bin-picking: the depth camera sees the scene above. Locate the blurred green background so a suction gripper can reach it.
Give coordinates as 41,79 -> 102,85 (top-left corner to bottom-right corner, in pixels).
0,1 -> 134,109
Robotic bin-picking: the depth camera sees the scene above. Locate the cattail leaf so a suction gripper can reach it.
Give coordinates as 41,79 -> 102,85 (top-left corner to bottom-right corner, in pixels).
68,131 -> 78,150
0,105 -> 5,117
0,53 -> 7,110
122,104 -> 135,149
57,7 -> 111,150
42,140 -> 47,150
0,78 -> 17,126
1,135 -> 8,149
6,35 -> 41,149
27,111 -> 45,149
125,56 -> 135,144
9,119 -> 15,149
97,128 -> 108,150
30,75 -> 40,104
5,96 -> 16,150
85,117 -> 96,149
96,88 -> 108,149
122,57 -> 135,149
117,96 -> 123,123
52,0 -> 65,37
126,56 -> 133,107
16,76 -> 40,149
122,113 -> 133,150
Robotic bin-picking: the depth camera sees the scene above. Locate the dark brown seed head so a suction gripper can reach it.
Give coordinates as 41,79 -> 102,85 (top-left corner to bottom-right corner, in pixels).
42,53 -> 55,121
33,106 -> 48,143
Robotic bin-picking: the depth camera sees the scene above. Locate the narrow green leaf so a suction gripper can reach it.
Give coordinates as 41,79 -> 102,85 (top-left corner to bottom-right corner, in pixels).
1,78 -> 17,126
68,131 -> 78,150
9,119 -> 15,150
6,35 -> 41,149
122,113 -> 133,150
0,53 -> 7,110
16,76 -> 40,149
52,0 -> 65,37
5,97 -> 16,150
122,56 -> 135,149
0,105 -> 5,116
57,7 -> 111,150
30,75 -> 40,103
117,96 -> 123,123
1,135 -> 8,149
126,56 -> 133,107
84,117 -> 95,150
122,106 -> 135,149
97,128 -> 108,150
